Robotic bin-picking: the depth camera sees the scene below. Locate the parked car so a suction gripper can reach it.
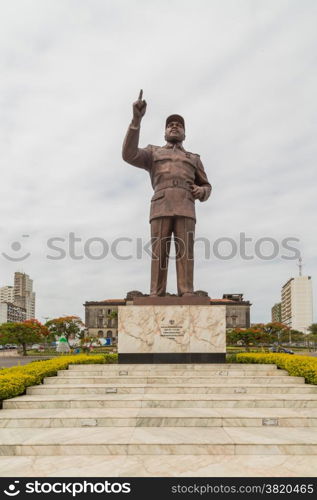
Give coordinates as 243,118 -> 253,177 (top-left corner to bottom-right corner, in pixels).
269,346 -> 294,354
30,344 -> 44,351
279,347 -> 294,354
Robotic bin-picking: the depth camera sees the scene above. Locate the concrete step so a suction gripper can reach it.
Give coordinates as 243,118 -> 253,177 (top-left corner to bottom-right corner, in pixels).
0,427 -> 316,456
61,368 -> 286,377
0,454 -> 316,477
68,363 -> 279,371
1,407 -> 317,428
28,384 -> 313,395
58,366 -> 288,377
48,375 -> 298,385
4,393 -> 317,409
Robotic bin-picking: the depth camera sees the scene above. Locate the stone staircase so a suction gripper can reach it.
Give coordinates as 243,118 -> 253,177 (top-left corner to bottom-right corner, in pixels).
0,363 -> 317,477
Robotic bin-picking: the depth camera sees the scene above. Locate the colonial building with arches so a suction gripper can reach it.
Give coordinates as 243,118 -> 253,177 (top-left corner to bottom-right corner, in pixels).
84,299 -> 125,345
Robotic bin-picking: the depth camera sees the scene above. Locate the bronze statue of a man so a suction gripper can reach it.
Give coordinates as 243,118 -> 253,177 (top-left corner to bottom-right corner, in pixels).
122,91 -> 211,297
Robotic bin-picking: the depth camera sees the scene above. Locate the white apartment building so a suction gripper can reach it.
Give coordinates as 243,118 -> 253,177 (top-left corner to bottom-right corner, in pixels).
0,302 -> 26,324
281,276 -> 313,333
0,286 -> 14,303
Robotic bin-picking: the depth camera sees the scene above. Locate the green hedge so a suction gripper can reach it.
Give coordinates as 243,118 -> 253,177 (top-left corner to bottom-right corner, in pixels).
0,353 -> 118,400
236,353 -> 317,385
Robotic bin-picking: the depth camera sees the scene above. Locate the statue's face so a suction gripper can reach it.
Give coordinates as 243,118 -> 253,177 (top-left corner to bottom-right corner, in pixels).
165,121 -> 185,143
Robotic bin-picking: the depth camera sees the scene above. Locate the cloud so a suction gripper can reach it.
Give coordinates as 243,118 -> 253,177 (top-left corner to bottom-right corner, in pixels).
0,0 -> 316,324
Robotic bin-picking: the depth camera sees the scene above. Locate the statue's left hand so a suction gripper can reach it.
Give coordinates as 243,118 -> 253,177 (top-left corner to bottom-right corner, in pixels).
191,184 -> 204,200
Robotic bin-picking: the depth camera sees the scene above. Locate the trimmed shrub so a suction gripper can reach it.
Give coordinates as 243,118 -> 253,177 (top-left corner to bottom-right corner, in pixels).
236,353 -> 317,385
0,375 -> 37,400
0,353 -> 118,401
102,354 -> 118,364
226,354 -> 237,363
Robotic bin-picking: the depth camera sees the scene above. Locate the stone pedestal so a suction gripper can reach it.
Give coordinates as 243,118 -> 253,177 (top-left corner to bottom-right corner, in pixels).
118,302 -> 226,363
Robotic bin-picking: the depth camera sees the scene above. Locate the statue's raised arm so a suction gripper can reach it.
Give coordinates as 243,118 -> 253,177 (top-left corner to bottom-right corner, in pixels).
122,90 -> 151,169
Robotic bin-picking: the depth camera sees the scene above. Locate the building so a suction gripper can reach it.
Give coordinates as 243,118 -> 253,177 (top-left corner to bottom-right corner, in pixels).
0,286 -> 14,303
281,276 -> 313,333
0,302 -> 26,324
271,302 -> 282,323
84,300 -> 124,343
220,294 -> 251,329
84,293 -> 251,339
14,272 -> 36,320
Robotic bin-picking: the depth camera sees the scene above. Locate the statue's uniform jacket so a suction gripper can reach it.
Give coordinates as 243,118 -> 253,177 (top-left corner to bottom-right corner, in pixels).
122,124 -> 212,221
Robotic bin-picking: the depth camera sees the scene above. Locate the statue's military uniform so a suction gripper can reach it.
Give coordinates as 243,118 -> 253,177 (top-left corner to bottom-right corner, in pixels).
123,122 -> 211,296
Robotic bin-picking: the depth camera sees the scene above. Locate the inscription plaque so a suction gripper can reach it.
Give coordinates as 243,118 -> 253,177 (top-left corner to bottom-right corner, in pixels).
160,321 -> 184,336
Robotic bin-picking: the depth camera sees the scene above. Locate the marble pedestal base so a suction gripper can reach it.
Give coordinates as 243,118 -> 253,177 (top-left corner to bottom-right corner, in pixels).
118,305 -> 226,364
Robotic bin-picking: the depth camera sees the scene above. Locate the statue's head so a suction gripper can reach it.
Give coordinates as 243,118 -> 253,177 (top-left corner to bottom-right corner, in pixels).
164,114 -> 185,143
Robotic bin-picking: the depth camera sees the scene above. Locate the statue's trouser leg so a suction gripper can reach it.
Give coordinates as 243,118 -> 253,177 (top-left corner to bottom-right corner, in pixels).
150,217 -> 173,295
173,216 -> 195,296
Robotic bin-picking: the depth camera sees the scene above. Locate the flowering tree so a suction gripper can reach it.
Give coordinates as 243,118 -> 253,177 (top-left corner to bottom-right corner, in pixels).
45,316 -> 85,346
260,322 -> 290,344
0,319 -> 50,356
227,322 -> 298,351
227,327 -> 269,351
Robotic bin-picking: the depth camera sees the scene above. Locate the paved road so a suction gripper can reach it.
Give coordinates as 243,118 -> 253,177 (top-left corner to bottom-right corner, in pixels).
0,355 -> 55,368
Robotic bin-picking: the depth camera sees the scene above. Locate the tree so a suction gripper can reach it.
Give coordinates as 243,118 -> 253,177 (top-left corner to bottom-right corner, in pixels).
257,322 -> 290,345
306,325 -> 317,351
287,329 -> 305,344
0,319 -> 49,356
45,316 -> 85,346
227,322 -> 296,350
227,327 -> 269,351
308,324 -> 317,335
106,310 -> 118,327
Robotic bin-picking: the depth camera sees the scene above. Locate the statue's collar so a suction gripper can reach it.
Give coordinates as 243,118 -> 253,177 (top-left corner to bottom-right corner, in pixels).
164,142 -> 185,152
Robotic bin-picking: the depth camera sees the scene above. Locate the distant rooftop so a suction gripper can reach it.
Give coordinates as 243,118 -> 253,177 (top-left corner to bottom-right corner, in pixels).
85,295 -> 251,306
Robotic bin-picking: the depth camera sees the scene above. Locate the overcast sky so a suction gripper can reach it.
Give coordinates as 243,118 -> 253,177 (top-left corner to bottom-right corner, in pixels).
0,0 -> 316,324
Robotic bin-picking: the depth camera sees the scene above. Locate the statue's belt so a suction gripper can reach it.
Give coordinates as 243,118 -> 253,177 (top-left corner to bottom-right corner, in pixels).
154,179 -> 192,193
